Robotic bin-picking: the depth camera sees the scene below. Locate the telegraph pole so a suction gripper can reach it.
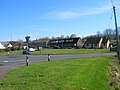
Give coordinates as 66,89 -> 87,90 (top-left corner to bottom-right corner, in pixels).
113,6 -> 120,61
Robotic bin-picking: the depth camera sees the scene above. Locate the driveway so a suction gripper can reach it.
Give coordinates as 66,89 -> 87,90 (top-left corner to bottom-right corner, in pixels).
0,52 -> 116,80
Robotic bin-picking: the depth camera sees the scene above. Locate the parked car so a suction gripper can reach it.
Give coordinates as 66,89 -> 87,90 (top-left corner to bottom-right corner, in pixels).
22,48 -> 35,55
29,48 -> 35,52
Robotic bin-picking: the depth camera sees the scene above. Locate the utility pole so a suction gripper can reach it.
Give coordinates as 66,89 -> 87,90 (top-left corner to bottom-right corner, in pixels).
113,6 -> 120,61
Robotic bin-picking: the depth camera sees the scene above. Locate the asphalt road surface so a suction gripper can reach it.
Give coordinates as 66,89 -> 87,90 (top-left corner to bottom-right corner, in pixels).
0,52 -> 117,67
0,52 -> 117,80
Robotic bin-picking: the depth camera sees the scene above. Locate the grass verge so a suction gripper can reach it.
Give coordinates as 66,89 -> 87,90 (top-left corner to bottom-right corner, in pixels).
0,56 -> 112,90
0,51 -> 22,57
31,49 -> 109,55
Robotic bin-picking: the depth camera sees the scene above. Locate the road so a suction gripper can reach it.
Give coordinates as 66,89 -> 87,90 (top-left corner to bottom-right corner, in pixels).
0,52 -> 116,80
0,52 -> 117,67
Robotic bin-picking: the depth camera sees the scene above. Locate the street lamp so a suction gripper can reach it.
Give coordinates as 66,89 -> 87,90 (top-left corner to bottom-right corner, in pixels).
25,36 -> 31,66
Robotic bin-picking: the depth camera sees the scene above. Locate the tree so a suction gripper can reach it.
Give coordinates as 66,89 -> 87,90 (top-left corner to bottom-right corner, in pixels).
70,34 -> 76,38
103,29 -> 113,36
113,27 -> 120,40
65,35 -> 69,38
103,28 -> 114,40
59,35 -> 64,39
117,27 -> 120,35
96,31 -> 102,37
52,36 -> 55,39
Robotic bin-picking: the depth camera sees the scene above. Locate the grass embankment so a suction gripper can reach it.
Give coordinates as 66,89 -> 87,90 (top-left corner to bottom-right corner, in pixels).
32,49 -> 109,55
0,56 -> 112,90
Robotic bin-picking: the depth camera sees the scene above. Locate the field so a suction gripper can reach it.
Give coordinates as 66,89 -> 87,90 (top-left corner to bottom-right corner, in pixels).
31,49 -> 109,55
0,56 -> 112,90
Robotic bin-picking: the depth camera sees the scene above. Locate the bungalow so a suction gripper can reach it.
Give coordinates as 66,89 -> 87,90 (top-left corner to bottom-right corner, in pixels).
48,37 -> 83,49
84,37 -> 110,49
31,39 -> 49,48
101,37 -> 110,49
7,44 -> 13,48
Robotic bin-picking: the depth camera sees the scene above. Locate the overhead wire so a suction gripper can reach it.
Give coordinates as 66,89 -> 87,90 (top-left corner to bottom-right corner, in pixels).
108,9 -> 113,29
110,0 -> 119,27
110,0 -> 114,6
107,0 -> 114,29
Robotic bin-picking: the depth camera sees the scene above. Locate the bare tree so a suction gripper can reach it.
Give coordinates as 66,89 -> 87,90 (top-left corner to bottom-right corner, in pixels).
96,31 -> 102,37
113,27 -> 120,40
70,34 -> 76,38
103,28 -> 114,40
65,35 -> 69,38
59,35 -> 64,39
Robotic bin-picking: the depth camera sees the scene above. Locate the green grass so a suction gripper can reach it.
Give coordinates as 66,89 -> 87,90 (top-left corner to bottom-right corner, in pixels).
0,56 -> 112,90
0,51 -> 22,57
0,49 -> 109,56
32,49 -> 109,55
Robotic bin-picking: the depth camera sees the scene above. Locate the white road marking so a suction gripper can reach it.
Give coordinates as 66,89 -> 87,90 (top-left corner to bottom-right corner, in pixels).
3,61 -> 8,63
11,60 -> 24,62
3,60 -> 25,63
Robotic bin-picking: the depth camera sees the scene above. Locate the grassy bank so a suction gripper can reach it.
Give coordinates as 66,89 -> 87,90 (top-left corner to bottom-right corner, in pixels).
0,56 -> 112,90
31,49 -> 109,55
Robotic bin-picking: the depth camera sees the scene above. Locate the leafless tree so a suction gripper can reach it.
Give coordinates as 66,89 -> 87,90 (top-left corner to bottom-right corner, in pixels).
70,34 -> 76,38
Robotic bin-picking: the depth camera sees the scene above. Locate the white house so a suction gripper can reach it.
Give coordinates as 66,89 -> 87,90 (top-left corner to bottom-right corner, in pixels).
0,43 -> 6,49
7,44 -> 13,48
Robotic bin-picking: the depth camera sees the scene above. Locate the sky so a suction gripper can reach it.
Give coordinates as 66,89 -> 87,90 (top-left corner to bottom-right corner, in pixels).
0,0 -> 120,41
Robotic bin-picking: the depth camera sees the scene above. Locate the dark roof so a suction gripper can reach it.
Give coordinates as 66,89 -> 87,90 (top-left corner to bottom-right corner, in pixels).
0,42 -> 9,47
48,37 -> 80,44
102,37 -> 109,44
85,37 -> 102,44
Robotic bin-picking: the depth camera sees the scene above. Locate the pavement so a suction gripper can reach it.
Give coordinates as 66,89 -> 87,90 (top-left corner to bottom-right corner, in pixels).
0,52 -> 117,80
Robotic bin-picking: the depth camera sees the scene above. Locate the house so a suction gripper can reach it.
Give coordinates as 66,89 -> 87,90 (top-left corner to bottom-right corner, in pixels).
0,42 -> 9,47
7,44 -> 13,48
84,37 -> 110,49
84,37 -> 102,49
101,37 -> 110,49
31,39 -> 49,48
0,43 -> 6,49
48,37 -> 83,49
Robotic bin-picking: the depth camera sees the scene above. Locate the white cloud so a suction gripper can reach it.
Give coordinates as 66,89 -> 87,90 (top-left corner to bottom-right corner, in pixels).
45,3 -> 113,19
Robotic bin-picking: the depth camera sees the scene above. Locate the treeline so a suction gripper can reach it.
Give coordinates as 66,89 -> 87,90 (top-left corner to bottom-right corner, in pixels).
8,27 -> 120,50
95,27 -> 120,42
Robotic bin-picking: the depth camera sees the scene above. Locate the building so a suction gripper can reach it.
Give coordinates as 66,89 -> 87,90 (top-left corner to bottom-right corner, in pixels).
48,37 -> 83,49
0,43 -> 6,49
101,37 -> 110,49
31,38 -> 49,48
7,44 -> 13,48
84,37 -> 110,49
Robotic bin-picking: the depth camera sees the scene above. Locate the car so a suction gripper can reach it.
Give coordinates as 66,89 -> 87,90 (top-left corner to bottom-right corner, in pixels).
29,48 -> 35,52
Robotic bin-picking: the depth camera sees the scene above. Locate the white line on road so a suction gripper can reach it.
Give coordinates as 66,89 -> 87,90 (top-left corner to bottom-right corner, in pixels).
3,61 -> 8,63
3,60 -> 25,63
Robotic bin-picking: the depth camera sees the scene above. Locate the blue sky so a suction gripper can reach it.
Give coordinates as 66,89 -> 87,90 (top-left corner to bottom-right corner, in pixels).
0,0 -> 120,41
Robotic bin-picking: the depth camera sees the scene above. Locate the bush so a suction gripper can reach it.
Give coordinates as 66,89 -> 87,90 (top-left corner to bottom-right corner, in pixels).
5,48 -> 10,52
0,49 -> 5,52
